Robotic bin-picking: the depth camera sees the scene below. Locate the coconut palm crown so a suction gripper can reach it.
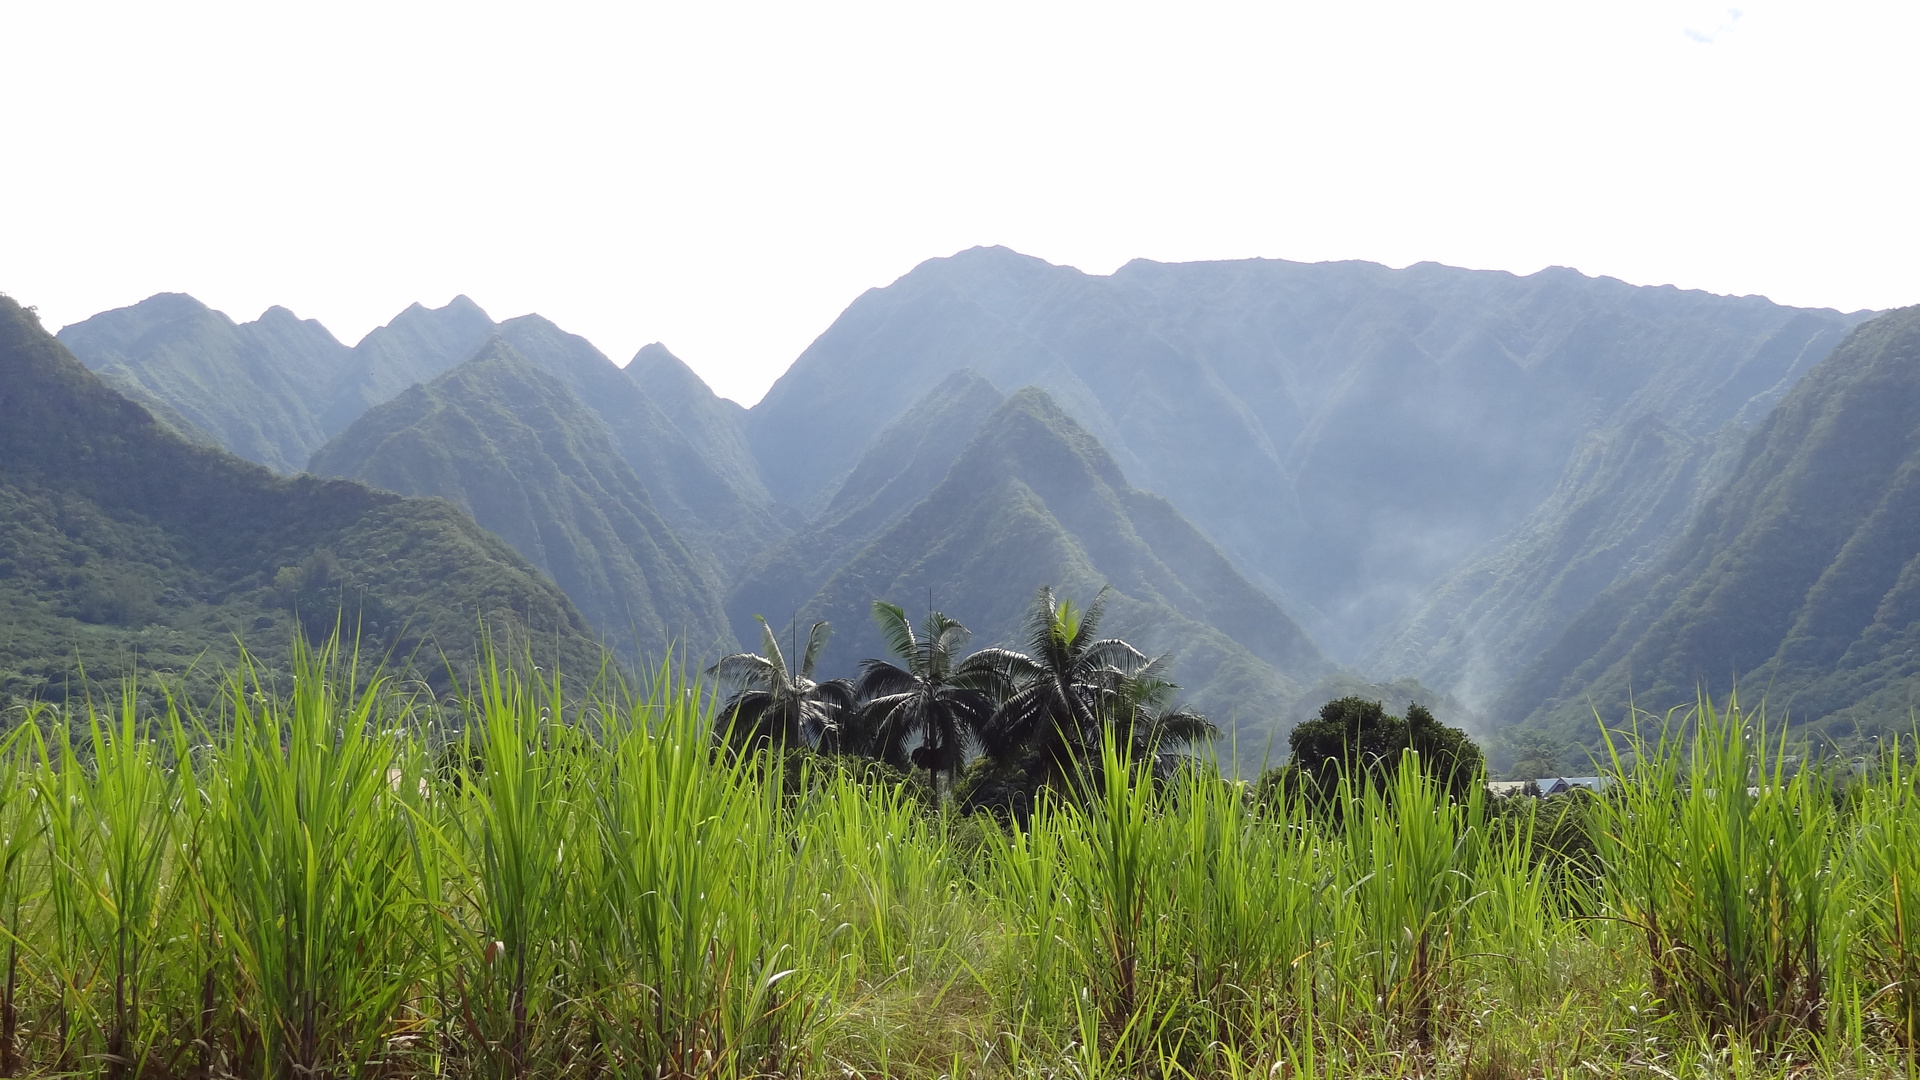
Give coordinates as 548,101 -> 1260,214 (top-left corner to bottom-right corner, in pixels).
708,617 -> 856,751
977,586 -> 1163,783
854,601 -> 1009,786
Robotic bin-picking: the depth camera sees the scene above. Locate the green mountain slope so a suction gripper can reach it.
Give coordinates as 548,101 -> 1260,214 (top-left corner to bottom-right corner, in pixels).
749,385 -> 1333,754
492,318 -> 787,575
319,296 -> 497,435
60,292 -> 787,577
1367,413 -> 1750,709
58,293 -> 351,471
1499,306 -> 1920,743
728,369 -> 1006,642
0,293 -> 602,711
308,339 -> 736,666
747,247 -> 1865,659
626,342 -> 777,511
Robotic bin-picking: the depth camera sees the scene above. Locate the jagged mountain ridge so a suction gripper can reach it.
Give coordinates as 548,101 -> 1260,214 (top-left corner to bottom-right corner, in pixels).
309,339 -> 737,665
1500,306 -> 1920,743
0,292 -> 602,709
56,293 -> 353,471
746,247 -> 1865,660
490,318 -> 787,575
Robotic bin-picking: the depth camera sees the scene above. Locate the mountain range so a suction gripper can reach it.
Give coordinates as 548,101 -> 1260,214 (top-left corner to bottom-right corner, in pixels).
308,338 -> 735,666
1498,305 -> 1920,750
0,293 -> 602,713
32,250 -> 1919,762
746,247 -> 1864,669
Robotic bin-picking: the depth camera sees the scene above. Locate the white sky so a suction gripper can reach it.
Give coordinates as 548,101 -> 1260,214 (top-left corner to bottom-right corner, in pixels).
3,2 -> 1916,406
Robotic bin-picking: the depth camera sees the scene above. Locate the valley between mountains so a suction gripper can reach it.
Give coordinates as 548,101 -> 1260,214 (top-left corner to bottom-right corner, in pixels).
11,246 -> 1914,772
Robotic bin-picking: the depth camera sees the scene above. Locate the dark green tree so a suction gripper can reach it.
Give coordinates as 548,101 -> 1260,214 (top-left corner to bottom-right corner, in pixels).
708,617 -> 856,752
852,601 -> 1007,791
977,586 -> 1151,789
1264,695 -> 1484,808
1500,728 -> 1562,781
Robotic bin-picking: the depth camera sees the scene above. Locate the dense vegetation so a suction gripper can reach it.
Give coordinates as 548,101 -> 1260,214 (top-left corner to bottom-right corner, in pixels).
308,339 -> 735,664
0,295 -> 603,714
708,589 -> 1221,811
0,634 -> 1914,1078
1505,305 -> 1920,754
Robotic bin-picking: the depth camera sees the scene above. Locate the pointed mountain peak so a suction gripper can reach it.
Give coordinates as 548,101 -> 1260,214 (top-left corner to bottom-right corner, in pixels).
497,312 -> 611,363
497,311 -> 565,335
629,341 -> 683,369
819,367 -> 1005,521
64,292 -> 228,334
952,384 -> 1131,494
626,342 -> 715,397
367,295 -> 496,341
453,333 -> 529,371
626,343 -> 756,423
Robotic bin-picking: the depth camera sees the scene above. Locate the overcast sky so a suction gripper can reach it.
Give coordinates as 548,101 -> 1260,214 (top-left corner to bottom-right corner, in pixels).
4,1 -> 1916,405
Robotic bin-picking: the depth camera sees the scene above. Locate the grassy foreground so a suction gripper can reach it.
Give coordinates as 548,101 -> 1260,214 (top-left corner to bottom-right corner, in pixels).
0,642 -> 1916,1079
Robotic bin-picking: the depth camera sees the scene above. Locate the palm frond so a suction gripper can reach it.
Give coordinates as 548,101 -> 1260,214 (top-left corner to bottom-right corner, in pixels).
1143,706 -> 1217,749
799,621 -> 833,680
1077,584 -> 1113,644
1078,638 -> 1149,674
855,658 -> 917,700
871,602 -> 917,670
709,652 -> 774,689
754,616 -> 792,687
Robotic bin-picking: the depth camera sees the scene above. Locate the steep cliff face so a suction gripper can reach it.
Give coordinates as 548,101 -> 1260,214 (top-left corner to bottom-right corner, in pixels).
1501,307 -> 1920,743
310,339 -> 737,665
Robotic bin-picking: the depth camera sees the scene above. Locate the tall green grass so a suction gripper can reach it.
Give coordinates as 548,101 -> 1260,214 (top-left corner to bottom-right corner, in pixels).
1,650 -> 1918,1078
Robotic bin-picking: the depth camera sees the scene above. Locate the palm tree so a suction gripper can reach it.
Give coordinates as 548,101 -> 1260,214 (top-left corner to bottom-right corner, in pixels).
707,617 -> 856,752
1110,656 -> 1218,779
854,601 -> 1007,791
976,586 -> 1151,788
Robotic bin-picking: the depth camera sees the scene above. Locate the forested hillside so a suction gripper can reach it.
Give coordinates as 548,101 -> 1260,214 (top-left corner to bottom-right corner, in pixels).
310,339 -> 736,665
1500,306 -> 1920,746
56,293 -> 352,471
0,294 -> 603,712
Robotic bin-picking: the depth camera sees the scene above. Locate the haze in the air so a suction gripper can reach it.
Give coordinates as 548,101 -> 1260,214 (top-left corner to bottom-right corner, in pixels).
3,0 -> 1916,405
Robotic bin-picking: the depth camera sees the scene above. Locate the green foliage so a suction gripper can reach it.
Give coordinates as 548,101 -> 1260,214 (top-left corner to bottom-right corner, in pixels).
0,292 -> 604,714
1262,695 -> 1485,810
0,655 -> 1914,1076
1510,305 -> 1920,746
852,599 -> 1005,787
1595,694 -> 1836,1049
309,339 -> 736,666
707,617 -> 856,752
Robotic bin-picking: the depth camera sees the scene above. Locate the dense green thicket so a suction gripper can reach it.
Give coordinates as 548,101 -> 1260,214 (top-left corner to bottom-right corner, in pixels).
0,644 -> 1911,1079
